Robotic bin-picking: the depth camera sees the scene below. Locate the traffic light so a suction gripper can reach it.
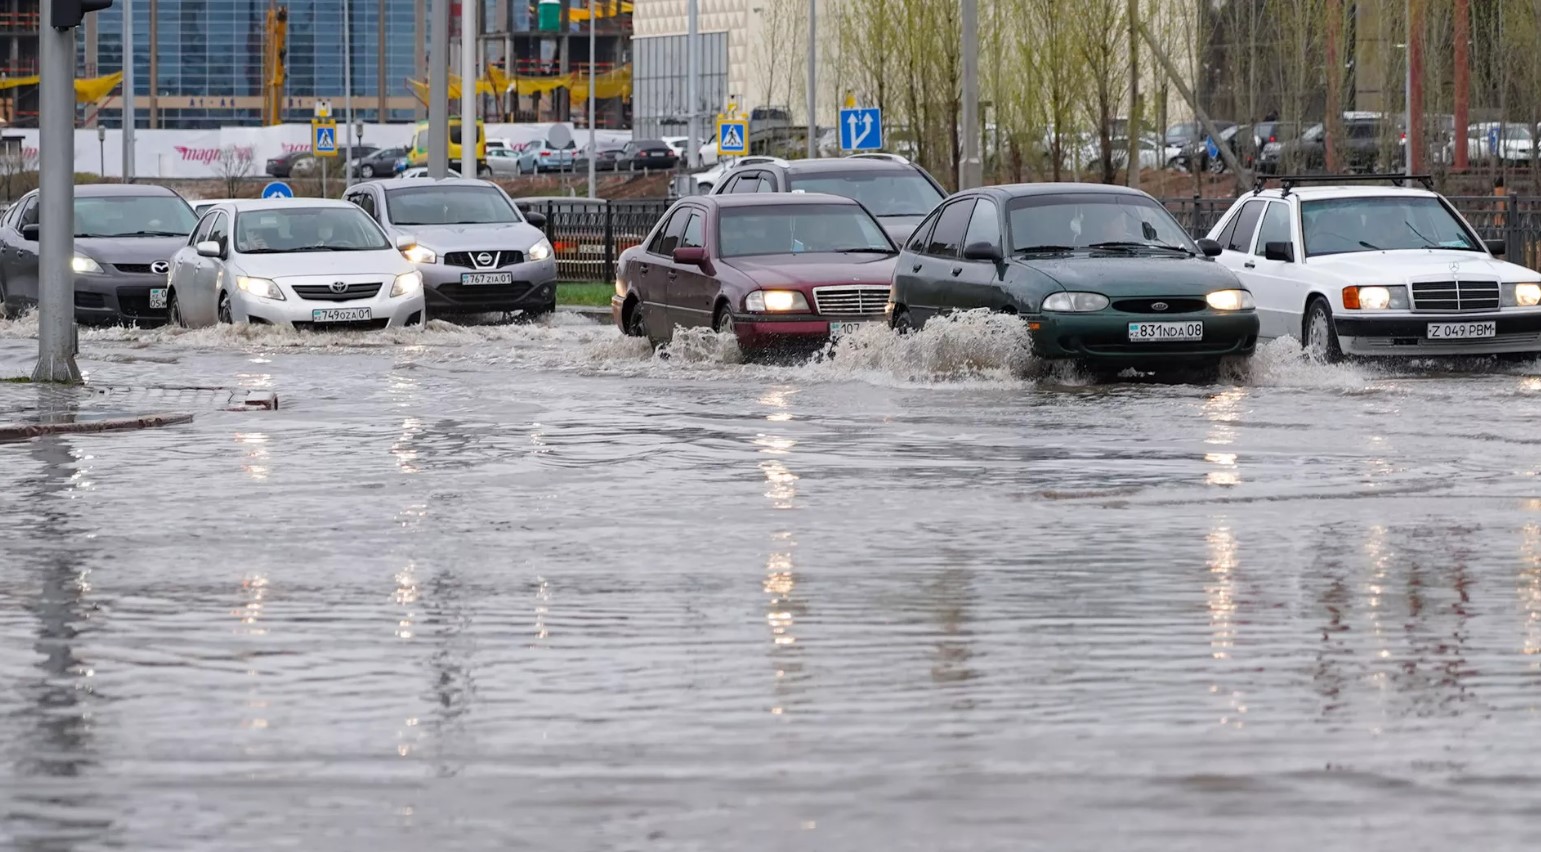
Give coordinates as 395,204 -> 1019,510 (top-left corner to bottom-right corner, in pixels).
50,0 -> 113,30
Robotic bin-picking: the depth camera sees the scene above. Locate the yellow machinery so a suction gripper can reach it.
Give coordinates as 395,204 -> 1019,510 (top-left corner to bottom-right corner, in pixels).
261,4 -> 287,125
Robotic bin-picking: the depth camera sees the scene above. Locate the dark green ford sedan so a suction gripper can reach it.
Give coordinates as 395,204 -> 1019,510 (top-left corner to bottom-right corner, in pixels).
886,183 -> 1259,376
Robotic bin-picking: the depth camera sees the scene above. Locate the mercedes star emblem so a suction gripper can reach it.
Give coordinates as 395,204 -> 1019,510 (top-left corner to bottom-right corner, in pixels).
1450,261 -> 1461,274
329,281 -> 348,294
150,260 -> 169,274
1151,301 -> 1168,311
476,252 -> 495,267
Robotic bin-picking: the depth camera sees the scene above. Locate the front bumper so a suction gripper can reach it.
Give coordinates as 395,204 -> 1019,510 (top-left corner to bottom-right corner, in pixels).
1335,310 -> 1541,356
731,312 -> 884,349
1031,310 -> 1259,362
73,273 -> 170,326
419,257 -> 558,314
235,290 -> 425,330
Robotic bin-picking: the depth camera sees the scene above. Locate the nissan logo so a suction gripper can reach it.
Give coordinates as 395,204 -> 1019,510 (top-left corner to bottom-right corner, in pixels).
150,260 -> 169,274
329,281 -> 348,293
475,252 -> 494,267
1151,301 -> 1168,311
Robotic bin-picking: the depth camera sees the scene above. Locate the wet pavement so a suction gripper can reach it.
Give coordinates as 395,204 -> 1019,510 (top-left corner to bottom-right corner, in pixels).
4,310 -> 1541,850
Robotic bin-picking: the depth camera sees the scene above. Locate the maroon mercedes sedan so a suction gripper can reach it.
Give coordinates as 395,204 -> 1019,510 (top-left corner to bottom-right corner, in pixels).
611,193 -> 898,353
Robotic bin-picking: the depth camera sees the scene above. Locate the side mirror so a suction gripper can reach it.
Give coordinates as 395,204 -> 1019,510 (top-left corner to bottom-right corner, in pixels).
523,210 -> 547,229
394,233 -> 416,251
1263,241 -> 1295,263
673,246 -> 709,267
1196,237 -> 1224,257
195,240 -> 222,258
21,223 -> 38,241
961,241 -> 1003,262
1485,238 -> 1506,257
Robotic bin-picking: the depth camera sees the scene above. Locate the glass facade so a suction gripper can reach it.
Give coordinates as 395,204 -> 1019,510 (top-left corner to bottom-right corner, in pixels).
84,0 -> 420,128
632,32 -> 726,140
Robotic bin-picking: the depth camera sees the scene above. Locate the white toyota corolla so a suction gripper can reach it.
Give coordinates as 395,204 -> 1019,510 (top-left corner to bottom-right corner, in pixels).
1207,178 -> 1541,361
165,199 -> 426,330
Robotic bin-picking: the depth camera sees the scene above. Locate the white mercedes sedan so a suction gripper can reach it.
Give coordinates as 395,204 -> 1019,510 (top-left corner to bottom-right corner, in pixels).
165,199 -> 426,330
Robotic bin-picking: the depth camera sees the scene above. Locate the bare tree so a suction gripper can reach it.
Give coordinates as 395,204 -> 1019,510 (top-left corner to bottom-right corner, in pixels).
0,146 -> 38,202
213,146 -> 255,198
1080,0 -> 1128,183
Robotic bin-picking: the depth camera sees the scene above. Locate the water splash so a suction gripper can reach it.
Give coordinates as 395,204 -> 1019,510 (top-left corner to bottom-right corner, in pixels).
1245,337 -> 1374,389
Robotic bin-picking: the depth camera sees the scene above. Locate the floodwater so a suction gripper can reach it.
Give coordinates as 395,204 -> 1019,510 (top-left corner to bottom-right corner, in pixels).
4,310 -> 1541,850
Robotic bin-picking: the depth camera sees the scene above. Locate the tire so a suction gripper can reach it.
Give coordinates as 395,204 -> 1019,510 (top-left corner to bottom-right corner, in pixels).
713,303 -> 735,335
890,306 -> 914,334
1303,298 -> 1343,363
167,289 -> 185,328
361,164 -> 375,178
624,297 -> 654,345
0,277 -> 12,320
217,291 -> 234,325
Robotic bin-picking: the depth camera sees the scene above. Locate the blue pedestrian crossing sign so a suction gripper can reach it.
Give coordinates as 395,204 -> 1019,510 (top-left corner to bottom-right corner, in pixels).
261,181 -> 293,199
839,107 -> 882,151
312,120 -> 339,157
717,119 -> 749,156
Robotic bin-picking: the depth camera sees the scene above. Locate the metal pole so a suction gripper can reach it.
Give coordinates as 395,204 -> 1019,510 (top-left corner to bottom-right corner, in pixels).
98,128 -> 105,175
686,0 -> 699,169
460,0 -> 477,178
33,4 -> 81,384
122,0 -> 134,180
429,0 -> 450,178
805,0 -> 816,158
958,0 -> 980,188
344,0 -> 353,188
587,0 -> 597,197
1404,0 -> 1413,178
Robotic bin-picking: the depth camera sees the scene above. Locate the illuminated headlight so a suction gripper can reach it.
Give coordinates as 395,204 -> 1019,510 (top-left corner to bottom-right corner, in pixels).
391,271 -> 423,297
402,244 -> 437,264
745,290 -> 810,312
1515,282 -> 1541,307
1342,285 -> 1408,310
527,239 -> 554,262
1041,291 -> 1109,312
71,254 -> 102,274
236,276 -> 285,301
1205,289 -> 1256,311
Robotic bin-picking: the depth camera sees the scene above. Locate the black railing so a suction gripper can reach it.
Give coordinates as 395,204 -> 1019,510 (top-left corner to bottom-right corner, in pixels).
533,194 -> 1541,283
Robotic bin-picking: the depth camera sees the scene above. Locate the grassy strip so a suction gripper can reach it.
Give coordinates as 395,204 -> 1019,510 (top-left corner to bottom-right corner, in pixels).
558,282 -> 615,308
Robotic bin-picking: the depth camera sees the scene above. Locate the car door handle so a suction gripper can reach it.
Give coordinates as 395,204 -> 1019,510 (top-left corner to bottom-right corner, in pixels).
666,270 -> 677,280
911,263 -> 922,273
1243,261 -> 1256,269
951,266 -> 963,277
638,264 -> 650,275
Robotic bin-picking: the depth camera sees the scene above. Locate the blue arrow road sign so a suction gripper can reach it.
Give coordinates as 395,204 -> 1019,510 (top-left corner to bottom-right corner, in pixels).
717,119 -> 748,156
1488,127 -> 1500,157
1205,135 -> 1220,160
261,181 -> 293,199
314,125 -> 337,154
839,107 -> 882,151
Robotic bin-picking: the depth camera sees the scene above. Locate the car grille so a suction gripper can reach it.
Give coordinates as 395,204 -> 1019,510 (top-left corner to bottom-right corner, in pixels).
811,285 -> 890,316
1411,280 -> 1500,311
291,319 -> 392,332
1113,297 -> 1207,314
115,286 -> 165,318
291,282 -> 383,302
114,263 -> 157,274
429,281 -> 544,311
74,292 -> 107,308
443,250 -> 524,269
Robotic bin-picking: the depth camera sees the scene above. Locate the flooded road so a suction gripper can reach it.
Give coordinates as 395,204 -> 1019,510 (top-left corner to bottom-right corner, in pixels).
4,311 -> 1541,850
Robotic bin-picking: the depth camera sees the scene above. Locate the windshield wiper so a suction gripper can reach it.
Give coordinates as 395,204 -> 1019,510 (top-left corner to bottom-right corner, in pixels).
876,213 -> 925,218
121,229 -> 189,237
1357,240 -> 1382,250
1015,244 -> 1076,255
73,232 -> 113,238
836,247 -> 896,254
287,246 -> 353,252
1088,240 -> 1191,255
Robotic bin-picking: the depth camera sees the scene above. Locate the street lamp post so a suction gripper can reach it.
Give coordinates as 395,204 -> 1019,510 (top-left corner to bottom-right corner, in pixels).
344,0 -> 354,188
958,0 -> 981,188
587,0 -> 597,197
97,125 -> 105,176
805,0 -> 816,158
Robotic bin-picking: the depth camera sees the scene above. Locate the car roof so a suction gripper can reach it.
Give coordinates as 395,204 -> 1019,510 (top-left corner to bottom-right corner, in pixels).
75,183 -> 184,198
224,198 -> 362,212
1248,185 -> 1441,201
970,182 -> 1157,200
771,158 -> 924,176
683,192 -> 863,209
370,177 -> 490,191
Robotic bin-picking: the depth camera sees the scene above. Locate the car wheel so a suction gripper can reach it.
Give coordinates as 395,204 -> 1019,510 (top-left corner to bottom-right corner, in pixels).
361,164 -> 375,178
217,291 -> 234,325
1303,298 -> 1343,364
167,289 -> 185,328
624,298 -> 652,343
891,306 -> 915,334
713,303 -> 736,335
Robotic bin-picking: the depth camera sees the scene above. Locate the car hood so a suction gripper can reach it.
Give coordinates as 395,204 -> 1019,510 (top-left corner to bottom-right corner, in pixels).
1309,249 -> 1532,282
724,253 -> 897,288
385,222 -> 545,251
874,216 -> 924,246
1021,253 -> 1241,296
233,248 -> 415,280
76,236 -> 190,266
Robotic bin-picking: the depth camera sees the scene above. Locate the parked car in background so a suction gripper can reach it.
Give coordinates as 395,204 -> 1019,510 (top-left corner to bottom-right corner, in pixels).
0,184 -> 199,324
613,193 -> 899,354
515,138 -> 576,174
709,154 -> 946,246
193,198 -> 241,218
352,146 -> 407,179
888,183 -> 1257,380
620,139 -> 680,171
265,149 -> 314,178
1452,122 -> 1535,165
344,178 -> 555,322
398,166 -> 463,179
485,146 -> 524,178
165,199 -> 426,330
1259,113 -> 1403,174
574,142 -> 628,172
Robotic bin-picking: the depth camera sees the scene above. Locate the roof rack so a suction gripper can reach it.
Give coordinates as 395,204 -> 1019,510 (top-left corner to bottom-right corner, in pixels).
845,152 -> 911,164
1253,172 -> 1435,196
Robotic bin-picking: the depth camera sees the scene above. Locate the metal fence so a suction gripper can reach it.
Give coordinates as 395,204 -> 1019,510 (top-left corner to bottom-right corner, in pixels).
532,194 -> 1541,283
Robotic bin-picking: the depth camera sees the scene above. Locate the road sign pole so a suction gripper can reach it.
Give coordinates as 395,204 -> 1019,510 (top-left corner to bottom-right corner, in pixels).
460,0 -> 477,179
33,1 -> 81,384
958,0 -> 982,189
686,0 -> 699,169
344,0 -> 353,188
805,0 -> 816,159
428,0 -> 450,179
587,0 -> 597,198
122,0 -> 135,182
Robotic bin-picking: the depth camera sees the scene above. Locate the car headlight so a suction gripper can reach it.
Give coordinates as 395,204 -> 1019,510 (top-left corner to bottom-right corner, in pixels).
1041,291 -> 1109,312
527,239 -> 553,262
391,271 -> 423,298
71,254 -> 102,274
1342,285 -> 1408,310
236,276 -> 285,301
402,244 -> 437,264
1205,289 -> 1256,311
1515,282 -> 1541,307
745,290 -> 810,312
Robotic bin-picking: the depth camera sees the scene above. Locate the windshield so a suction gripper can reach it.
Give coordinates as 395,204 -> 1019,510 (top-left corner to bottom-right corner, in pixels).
718,204 -> 894,257
233,207 -> 390,253
787,171 -> 944,217
1006,193 -> 1198,253
385,186 -> 519,225
74,195 -> 198,237
1301,196 -> 1482,257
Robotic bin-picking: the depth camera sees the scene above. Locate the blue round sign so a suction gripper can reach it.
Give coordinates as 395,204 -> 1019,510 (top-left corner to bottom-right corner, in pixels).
261,181 -> 293,199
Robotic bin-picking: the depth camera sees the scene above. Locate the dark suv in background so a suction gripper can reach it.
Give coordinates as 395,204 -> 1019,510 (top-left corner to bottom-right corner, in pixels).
708,154 -> 946,246
1259,114 -> 1403,173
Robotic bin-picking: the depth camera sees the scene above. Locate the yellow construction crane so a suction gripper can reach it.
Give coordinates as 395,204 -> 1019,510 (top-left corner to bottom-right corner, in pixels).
261,4 -> 288,125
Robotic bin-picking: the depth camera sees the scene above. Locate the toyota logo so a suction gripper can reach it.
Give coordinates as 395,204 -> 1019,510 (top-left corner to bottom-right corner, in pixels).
150,260 -> 169,274
329,281 -> 348,293
475,252 -> 495,267
1151,301 -> 1168,311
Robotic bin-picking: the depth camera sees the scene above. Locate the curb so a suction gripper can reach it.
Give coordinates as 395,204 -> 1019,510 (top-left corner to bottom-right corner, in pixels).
0,412 -> 195,443
558,305 -> 611,318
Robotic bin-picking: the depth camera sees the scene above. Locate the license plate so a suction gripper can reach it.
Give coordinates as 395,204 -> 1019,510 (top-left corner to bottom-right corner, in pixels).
1128,321 -> 1204,342
149,288 -> 167,309
312,307 -> 372,323
829,321 -> 865,338
461,272 -> 513,285
1427,321 -> 1496,340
